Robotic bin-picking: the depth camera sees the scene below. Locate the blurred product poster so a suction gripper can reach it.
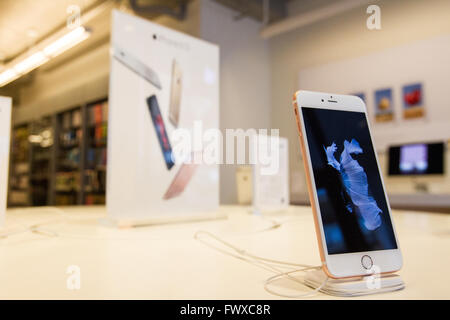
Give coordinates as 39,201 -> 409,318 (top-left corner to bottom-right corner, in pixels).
252,136 -> 289,214
236,166 -> 252,205
106,11 -> 220,225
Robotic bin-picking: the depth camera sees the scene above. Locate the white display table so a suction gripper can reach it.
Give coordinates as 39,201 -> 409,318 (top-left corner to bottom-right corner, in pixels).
0,205 -> 448,299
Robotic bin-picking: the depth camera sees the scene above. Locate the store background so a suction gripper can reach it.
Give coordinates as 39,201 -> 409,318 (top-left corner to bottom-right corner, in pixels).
1,0 -> 449,207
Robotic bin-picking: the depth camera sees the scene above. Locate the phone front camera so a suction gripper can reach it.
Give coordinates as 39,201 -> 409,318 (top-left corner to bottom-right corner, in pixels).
153,34 -> 157,40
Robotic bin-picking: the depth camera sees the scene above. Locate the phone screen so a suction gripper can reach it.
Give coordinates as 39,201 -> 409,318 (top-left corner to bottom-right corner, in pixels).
147,95 -> 175,170
301,107 -> 398,255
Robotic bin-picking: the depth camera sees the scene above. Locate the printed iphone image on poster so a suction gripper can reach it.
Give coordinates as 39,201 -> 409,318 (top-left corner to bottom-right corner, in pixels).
107,10 -> 219,223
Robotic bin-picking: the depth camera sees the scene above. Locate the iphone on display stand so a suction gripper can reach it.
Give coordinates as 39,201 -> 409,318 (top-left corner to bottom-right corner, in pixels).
169,59 -> 183,127
293,90 -> 402,279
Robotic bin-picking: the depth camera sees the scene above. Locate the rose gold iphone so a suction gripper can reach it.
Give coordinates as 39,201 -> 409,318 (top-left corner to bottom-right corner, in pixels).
163,163 -> 197,200
293,90 -> 402,278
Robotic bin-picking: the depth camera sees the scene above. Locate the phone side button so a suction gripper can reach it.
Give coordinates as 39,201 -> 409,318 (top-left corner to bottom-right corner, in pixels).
293,100 -> 303,137
361,255 -> 373,270
296,120 -> 302,137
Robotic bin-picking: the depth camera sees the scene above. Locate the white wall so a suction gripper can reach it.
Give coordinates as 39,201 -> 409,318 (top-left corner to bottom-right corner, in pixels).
200,0 -> 271,204
297,35 -> 450,195
297,35 -> 450,150
269,0 -> 450,199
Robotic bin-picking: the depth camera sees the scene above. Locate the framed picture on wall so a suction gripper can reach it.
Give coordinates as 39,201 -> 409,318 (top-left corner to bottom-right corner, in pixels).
374,88 -> 394,122
352,92 -> 366,103
402,83 -> 425,119
352,92 -> 369,117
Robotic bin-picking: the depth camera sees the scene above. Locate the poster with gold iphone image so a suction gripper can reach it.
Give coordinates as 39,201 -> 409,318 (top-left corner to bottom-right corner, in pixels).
169,59 -> 182,128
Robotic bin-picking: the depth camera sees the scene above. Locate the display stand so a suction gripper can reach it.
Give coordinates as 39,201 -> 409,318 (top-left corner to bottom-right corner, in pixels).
304,269 -> 405,297
99,211 -> 226,229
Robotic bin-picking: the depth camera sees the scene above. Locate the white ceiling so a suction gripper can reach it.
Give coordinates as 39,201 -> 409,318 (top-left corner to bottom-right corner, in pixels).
0,0 -> 101,62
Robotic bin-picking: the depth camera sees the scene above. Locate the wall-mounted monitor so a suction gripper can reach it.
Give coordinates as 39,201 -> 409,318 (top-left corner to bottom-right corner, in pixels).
388,142 -> 445,176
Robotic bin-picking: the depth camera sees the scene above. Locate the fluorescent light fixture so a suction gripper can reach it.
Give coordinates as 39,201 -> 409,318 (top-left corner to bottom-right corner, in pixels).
14,51 -> 48,74
43,26 -> 91,57
0,26 -> 91,87
0,69 -> 19,86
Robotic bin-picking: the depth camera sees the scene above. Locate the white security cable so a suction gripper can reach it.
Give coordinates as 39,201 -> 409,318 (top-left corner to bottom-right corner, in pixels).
0,207 -> 68,239
194,230 -> 328,298
264,268 -> 328,298
194,231 -> 405,298
1,210 -> 403,296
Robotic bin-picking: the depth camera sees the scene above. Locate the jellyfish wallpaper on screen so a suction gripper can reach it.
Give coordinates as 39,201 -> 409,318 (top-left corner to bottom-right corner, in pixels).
323,139 -> 382,231
301,107 -> 397,254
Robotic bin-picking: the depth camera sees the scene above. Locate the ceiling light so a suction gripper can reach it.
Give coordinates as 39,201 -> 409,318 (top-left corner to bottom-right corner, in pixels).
43,26 -> 91,58
0,69 -> 19,87
0,26 -> 91,88
14,51 -> 48,74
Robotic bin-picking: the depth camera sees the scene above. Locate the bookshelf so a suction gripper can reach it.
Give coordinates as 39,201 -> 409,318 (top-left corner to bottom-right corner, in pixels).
83,100 -> 108,205
8,124 -> 32,206
29,117 -> 54,206
54,107 -> 83,206
8,97 -> 108,207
